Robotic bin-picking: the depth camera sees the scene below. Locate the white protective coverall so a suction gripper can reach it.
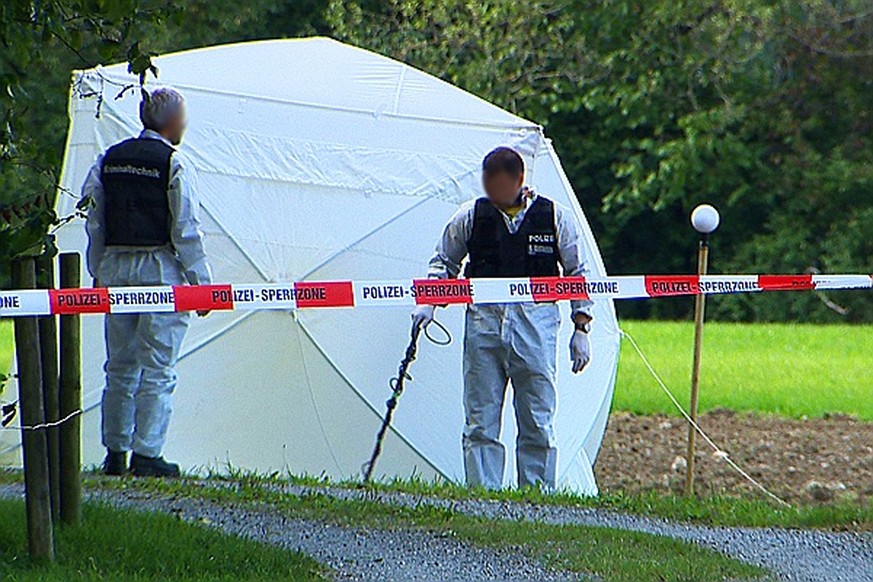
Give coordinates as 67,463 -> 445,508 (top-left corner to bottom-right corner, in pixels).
428,192 -> 593,489
83,129 -> 212,458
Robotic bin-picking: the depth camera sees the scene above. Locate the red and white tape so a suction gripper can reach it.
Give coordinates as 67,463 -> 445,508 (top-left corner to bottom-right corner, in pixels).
1,274 -> 870,317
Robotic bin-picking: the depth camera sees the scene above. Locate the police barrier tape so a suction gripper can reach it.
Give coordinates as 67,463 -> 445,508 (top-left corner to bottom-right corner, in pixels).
0,274 -> 870,317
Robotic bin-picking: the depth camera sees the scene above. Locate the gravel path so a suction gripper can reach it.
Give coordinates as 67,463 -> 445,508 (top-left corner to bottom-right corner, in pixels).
255,482 -> 873,582
2,480 -> 871,581
0,483 -> 581,582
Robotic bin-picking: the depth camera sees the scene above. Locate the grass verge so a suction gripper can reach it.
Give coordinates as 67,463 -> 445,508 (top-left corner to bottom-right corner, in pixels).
265,471 -> 873,531
0,497 -> 327,581
2,468 -> 869,531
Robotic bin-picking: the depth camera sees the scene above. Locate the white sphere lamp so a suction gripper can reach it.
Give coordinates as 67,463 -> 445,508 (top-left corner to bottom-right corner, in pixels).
691,204 -> 720,235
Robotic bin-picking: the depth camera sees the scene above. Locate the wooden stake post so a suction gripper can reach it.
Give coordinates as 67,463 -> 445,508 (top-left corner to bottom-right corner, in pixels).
684,237 -> 709,496
59,252 -> 83,525
12,257 -> 55,561
37,255 -> 60,522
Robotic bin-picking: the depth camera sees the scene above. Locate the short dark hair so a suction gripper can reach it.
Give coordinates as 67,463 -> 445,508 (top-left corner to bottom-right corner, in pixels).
139,87 -> 185,132
482,147 -> 524,178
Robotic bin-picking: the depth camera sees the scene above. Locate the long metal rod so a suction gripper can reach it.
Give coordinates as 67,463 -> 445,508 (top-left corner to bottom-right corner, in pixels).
362,324 -> 423,483
685,238 -> 709,496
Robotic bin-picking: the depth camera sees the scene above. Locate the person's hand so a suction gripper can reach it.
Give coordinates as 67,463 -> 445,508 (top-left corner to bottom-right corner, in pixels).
196,310 -> 211,318
411,305 -> 435,330
570,330 -> 591,374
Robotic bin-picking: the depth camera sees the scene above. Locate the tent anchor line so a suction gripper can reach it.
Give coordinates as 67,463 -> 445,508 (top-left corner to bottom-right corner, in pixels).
621,330 -> 790,507
361,318 -> 452,484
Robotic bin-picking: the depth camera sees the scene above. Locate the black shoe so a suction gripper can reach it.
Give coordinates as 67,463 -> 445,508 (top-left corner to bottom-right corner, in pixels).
130,453 -> 181,478
103,450 -> 128,476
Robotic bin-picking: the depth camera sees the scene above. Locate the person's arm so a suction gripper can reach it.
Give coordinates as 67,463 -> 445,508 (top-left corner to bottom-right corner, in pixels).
555,203 -> 594,327
413,203 -> 474,329
83,155 -> 106,282
168,152 -> 212,287
555,203 -> 594,374
426,202 -> 474,279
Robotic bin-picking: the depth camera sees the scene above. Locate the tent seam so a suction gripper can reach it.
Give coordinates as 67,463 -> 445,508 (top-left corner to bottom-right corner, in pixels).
89,68 -> 538,132
294,319 -> 450,481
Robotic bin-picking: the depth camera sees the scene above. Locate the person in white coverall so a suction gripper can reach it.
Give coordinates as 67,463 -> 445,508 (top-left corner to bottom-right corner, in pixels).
82,87 -> 212,478
412,147 -> 593,490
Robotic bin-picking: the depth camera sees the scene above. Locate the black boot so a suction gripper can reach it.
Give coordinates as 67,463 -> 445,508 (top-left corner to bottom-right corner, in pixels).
103,449 -> 128,476
130,453 -> 181,478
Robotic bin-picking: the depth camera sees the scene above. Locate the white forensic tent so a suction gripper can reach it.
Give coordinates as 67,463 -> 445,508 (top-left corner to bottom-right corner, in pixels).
2,38 -> 621,494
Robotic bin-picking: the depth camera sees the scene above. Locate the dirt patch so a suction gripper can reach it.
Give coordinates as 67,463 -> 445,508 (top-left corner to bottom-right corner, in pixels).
594,410 -> 873,505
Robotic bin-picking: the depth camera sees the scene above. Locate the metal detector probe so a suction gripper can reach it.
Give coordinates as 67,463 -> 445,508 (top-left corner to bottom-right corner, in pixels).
361,319 -> 450,483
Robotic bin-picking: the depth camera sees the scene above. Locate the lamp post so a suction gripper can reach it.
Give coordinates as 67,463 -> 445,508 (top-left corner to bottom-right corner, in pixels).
684,204 -> 720,496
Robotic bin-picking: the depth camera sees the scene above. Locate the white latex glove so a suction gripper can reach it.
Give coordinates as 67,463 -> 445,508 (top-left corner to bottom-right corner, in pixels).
570,330 -> 591,374
411,304 -> 435,330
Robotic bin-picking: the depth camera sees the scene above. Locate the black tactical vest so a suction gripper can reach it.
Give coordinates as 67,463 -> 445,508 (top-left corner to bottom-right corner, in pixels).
465,196 -> 560,278
101,137 -> 174,246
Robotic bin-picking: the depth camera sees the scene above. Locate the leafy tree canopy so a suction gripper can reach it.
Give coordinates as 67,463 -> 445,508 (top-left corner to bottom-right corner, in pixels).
2,1 -> 870,321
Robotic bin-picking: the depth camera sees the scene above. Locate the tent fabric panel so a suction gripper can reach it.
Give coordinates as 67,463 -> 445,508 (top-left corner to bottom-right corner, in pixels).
92,38 -> 528,127
165,310 -> 441,479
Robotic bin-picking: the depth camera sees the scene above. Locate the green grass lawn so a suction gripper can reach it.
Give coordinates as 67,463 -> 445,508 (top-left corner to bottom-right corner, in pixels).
616,320 -> 873,420
0,321 -> 873,421
0,498 -> 326,581
0,321 -> 11,392
3,319 -> 870,420
2,319 -> 871,419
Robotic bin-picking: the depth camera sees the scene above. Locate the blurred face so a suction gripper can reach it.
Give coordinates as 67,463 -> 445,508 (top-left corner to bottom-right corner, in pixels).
482,170 -> 524,208
164,106 -> 188,145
